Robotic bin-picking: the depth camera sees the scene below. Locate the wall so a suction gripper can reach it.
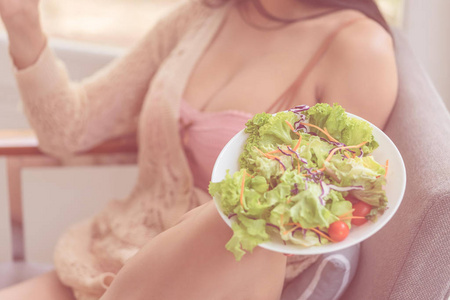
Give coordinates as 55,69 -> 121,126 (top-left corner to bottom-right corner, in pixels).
403,0 -> 450,109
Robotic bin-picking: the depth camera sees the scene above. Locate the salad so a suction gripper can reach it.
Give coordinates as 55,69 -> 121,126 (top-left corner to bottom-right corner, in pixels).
208,103 -> 389,261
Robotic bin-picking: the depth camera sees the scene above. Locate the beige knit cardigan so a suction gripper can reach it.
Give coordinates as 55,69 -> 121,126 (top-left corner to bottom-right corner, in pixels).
14,1 -> 318,299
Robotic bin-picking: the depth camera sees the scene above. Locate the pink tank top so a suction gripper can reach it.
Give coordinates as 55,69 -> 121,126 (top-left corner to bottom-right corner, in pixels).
179,100 -> 252,192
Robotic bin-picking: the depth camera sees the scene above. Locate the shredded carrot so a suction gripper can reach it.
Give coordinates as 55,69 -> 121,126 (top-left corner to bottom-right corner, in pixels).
287,223 -> 336,243
254,146 -> 286,172
280,214 -> 284,227
293,134 -> 302,151
254,146 -> 266,156
284,120 -> 301,136
283,222 -> 336,243
240,171 -> 247,209
287,197 -> 292,204
309,227 -> 336,243
312,167 -> 326,173
301,123 -> 339,143
254,147 -> 278,160
344,151 -> 352,159
311,142 -> 367,174
309,166 -> 325,174
338,209 -> 355,218
267,149 -> 282,154
283,225 -> 300,235
340,216 -> 366,221
285,222 -> 299,226
285,120 -> 296,131
297,160 -> 301,173
325,141 -> 368,164
384,159 -> 389,178
266,153 -> 278,160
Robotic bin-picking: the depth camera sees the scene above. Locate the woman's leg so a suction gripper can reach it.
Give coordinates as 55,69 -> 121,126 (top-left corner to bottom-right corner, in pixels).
0,270 -> 76,300
100,201 -> 287,300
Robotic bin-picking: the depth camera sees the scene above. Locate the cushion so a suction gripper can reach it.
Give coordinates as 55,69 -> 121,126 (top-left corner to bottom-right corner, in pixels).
281,244 -> 359,300
341,29 -> 450,300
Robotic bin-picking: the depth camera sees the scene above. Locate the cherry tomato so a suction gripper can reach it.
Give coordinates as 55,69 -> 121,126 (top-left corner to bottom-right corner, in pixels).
345,194 -> 360,205
351,201 -> 372,226
328,221 -> 349,242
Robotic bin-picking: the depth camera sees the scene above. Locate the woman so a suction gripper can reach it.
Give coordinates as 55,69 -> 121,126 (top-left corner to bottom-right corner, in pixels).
0,0 -> 397,299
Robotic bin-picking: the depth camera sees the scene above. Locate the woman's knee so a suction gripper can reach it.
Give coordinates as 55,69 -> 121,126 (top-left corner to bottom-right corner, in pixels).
103,201 -> 286,300
173,200 -> 213,226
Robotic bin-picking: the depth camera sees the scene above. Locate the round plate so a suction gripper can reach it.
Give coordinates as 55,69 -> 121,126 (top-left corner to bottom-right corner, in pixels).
211,113 -> 406,255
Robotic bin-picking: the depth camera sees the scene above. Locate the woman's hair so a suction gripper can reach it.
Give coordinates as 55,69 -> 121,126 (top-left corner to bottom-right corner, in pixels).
202,0 -> 391,34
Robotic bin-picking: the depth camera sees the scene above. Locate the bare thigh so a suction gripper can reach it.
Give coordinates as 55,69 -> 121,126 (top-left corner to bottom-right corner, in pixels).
0,270 -> 75,300
100,200 -> 287,300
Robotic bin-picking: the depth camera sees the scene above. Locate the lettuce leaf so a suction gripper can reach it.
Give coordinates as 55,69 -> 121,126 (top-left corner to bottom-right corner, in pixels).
239,112 -> 298,173
305,103 -> 379,154
325,156 -> 387,209
289,184 -> 339,229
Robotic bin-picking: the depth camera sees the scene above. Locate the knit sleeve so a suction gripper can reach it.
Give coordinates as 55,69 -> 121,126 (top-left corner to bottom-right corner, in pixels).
14,0 -> 205,158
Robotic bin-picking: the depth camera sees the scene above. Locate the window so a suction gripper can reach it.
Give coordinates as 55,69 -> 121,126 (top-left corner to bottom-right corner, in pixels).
375,0 -> 405,27
0,0 -> 405,48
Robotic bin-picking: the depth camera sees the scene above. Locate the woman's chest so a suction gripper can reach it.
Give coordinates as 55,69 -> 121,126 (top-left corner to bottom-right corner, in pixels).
182,9 -> 329,114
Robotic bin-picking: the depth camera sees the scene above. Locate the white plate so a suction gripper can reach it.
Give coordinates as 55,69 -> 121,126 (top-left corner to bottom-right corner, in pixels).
211,113 -> 406,255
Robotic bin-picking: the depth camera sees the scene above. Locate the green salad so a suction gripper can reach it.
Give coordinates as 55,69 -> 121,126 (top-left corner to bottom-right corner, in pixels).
209,103 -> 388,261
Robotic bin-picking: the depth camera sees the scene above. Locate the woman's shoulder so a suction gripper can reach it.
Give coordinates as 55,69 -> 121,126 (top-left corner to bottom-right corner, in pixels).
316,10 -> 398,128
327,10 -> 394,61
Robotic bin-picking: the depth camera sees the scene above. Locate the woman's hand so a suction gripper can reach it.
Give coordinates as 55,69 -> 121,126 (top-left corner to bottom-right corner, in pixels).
0,0 -> 39,20
0,0 -> 46,69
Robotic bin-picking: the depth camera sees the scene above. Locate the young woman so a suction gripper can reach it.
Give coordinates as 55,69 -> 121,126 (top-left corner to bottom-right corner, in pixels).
0,0 -> 397,299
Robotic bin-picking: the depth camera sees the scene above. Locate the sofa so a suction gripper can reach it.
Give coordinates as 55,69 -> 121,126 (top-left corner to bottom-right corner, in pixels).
341,29 -> 450,300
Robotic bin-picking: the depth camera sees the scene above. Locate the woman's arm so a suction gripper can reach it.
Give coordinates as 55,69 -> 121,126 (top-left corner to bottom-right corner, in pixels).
317,19 -> 398,129
100,201 -> 287,300
1,0 -> 202,158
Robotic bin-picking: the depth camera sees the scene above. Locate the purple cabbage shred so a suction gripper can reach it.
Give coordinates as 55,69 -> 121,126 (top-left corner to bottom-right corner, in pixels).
291,183 -> 299,195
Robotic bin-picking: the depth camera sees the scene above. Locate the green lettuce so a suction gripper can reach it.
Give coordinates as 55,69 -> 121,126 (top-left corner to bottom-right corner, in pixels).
239,111 -> 298,172
305,103 -> 379,154
324,156 -> 387,209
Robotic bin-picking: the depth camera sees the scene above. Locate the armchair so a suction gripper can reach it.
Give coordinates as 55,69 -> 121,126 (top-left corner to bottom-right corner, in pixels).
0,29 -> 449,300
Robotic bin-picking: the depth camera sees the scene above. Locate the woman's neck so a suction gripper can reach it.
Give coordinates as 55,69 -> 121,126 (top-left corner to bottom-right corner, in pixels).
244,0 -> 330,24
259,0 -> 309,19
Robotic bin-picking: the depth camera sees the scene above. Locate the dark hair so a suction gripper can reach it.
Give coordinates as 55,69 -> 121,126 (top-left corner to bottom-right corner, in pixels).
202,0 -> 391,34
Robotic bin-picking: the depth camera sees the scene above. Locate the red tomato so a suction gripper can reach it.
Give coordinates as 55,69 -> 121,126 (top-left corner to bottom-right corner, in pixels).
351,201 -> 372,226
345,194 -> 360,205
328,221 -> 349,242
